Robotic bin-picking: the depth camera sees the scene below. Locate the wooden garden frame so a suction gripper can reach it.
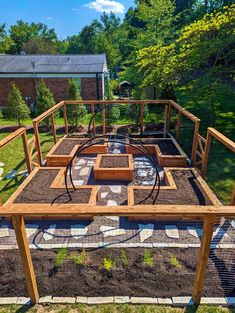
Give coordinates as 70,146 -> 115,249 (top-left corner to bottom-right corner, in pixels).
46,136 -> 108,166
94,153 -> 134,181
33,99 -> 201,166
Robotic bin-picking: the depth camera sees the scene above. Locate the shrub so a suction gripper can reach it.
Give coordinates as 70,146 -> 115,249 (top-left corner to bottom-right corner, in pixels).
69,250 -> 87,265
36,80 -> 55,126
7,83 -> 30,125
143,249 -> 154,267
119,249 -> 128,266
169,256 -> 181,269
55,248 -> 68,267
67,79 -> 87,127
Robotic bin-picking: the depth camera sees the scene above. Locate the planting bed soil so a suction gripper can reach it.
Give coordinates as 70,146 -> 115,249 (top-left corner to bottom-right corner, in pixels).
52,139 -> 88,155
139,139 -> 181,156
0,248 -> 234,298
100,156 -> 129,168
13,169 -> 92,204
133,170 -> 213,205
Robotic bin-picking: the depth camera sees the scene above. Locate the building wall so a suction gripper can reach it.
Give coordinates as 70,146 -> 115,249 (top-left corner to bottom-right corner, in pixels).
0,76 -> 104,108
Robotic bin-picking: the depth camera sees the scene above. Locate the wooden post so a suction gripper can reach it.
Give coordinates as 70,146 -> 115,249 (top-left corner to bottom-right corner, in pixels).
191,121 -> 200,166
21,131 -> 32,174
231,183 -> 235,205
63,104 -> 68,134
163,105 -> 168,138
33,122 -> 43,166
12,215 -> 39,304
167,102 -> 172,131
176,111 -> 182,142
51,113 -> 57,144
140,103 -> 144,135
91,103 -> 95,134
192,215 -> 215,305
201,131 -> 212,179
102,104 -> 106,135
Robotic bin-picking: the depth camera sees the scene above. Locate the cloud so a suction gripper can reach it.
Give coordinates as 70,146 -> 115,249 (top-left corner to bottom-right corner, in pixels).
46,16 -> 53,20
85,0 -> 125,14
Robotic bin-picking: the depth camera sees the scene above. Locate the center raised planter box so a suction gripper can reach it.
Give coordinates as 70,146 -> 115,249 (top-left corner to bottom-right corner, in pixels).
94,154 -> 134,181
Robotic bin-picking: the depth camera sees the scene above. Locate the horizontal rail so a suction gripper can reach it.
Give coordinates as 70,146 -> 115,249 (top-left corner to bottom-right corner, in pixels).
64,100 -> 169,105
170,100 -> 201,123
0,127 -> 26,149
32,101 -> 64,123
1,204 -> 235,217
208,127 -> 235,152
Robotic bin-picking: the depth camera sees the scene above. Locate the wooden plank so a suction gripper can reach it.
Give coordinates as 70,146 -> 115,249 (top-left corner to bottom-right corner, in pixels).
140,103 -> 144,134
32,101 -> 64,123
12,215 -> 39,304
176,111 -> 182,141
51,113 -> 57,144
102,106 -> 105,135
63,104 -> 69,134
192,121 -> 200,166
21,131 -> 32,174
231,183 -> 235,205
201,132 -> 212,179
33,122 -> 43,166
0,128 -> 26,149
170,100 -> 200,123
64,100 -> 169,105
208,127 -> 235,152
192,215 -> 215,305
91,103 -> 95,134
1,204 -> 235,217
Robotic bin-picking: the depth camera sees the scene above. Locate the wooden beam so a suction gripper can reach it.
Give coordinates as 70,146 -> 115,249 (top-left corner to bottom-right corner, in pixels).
21,131 -> 32,174
1,204 -> 235,217
192,121 -> 200,166
231,183 -> 235,206
12,215 -> 39,304
192,215 -> 215,305
33,122 -> 43,166
102,106 -> 105,135
64,100 -> 169,105
63,104 -> 68,134
140,103 -> 144,134
91,103 -> 95,134
170,100 -> 200,123
51,113 -> 57,144
208,127 -> 235,152
176,111 -> 182,142
32,101 -> 64,123
0,127 -> 26,149
201,131 -> 212,179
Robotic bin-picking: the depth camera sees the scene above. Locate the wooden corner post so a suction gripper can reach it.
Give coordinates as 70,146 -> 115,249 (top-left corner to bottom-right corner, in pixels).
191,120 -> 200,166
12,215 -> 39,304
201,130 -> 212,179
51,113 -> 57,144
33,121 -> 43,166
21,130 -> 32,174
63,104 -> 68,134
192,215 -> 215,305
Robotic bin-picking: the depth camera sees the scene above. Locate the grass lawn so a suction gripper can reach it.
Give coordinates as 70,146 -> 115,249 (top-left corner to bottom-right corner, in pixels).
0,132 -> 58,204
0,304 -> 235,313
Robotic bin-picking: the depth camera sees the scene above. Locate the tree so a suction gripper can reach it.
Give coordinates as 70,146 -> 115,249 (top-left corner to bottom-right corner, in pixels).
105,80 -> 120,125
67,80 -> 87,127
36,80 -> 55,126
7,83 -> 30,125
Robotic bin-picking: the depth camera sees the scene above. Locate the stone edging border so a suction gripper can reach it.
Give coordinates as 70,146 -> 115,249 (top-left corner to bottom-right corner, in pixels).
0,296 -> 235,306
0,242 -> 234,250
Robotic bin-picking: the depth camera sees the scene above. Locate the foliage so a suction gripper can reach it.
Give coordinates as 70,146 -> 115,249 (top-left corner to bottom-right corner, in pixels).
119,249 -> 128,266
36,80 -> 55,126
7,83 -> 30,126
67,79 -> 87,127
55,248 -> 68,267
169,256 -> 182,269
105,80 -> 120,125
69,250 -> 87,266
127,103 -> 148,125
143,249 -> 154,267
103,256 -> 116,271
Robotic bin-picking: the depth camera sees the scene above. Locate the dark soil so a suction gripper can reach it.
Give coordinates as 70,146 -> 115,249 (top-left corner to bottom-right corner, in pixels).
14,169 -> 92,204
134,170 -> 213,205
53,139 -> 87,155
1,248 -> 234,298
100,156 -> 129,168
139,139 -> 181,155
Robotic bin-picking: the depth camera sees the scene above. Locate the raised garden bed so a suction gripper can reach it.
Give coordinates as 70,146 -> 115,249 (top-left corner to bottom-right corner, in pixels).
94,154 -> 134,181
1,247 -> 234,298
128,168 -> 221,207
46,137 -> 107,167
5,167 -> 97,209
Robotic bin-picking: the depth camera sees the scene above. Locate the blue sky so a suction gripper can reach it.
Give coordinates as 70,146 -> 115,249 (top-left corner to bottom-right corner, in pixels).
0,0 -> 135,39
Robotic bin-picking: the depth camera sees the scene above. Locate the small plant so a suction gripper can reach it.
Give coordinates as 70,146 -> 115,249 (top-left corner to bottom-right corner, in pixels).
55,248 -> 68,267
169,256 -> 181,269
69,250 -> 87,265
103,256 -> 116,271
143,249 -> 154,267
119,249 -> 128,266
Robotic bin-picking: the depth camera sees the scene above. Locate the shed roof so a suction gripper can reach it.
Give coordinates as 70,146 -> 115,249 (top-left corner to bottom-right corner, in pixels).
0,54 -> 108,74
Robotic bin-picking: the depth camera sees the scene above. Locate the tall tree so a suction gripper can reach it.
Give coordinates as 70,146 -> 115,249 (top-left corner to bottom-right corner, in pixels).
36,80 -> 55,126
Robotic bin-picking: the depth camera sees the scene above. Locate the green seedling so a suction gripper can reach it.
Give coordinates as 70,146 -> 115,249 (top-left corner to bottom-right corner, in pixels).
169,256 -> 182,269
143,249 -> 154,267
120,249 -> 128,266
55,248 -> 68,267
69,250 -> 87,265
103,256 -> 116,271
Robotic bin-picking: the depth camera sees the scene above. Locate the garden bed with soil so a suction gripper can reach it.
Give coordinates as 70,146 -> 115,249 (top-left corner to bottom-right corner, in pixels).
8,169 -> 95,205
131,170 -> 214,205
100,156 -> 129,168
0,248 -> 234,298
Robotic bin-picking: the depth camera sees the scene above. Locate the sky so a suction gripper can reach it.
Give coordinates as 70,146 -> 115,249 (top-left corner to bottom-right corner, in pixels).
0,0 -> 135,39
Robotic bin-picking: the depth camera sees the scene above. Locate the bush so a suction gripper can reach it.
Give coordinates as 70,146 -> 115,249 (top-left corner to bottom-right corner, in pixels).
67,79 -> 87,127
7,83 -> 30,125
36,80 -> 55,126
